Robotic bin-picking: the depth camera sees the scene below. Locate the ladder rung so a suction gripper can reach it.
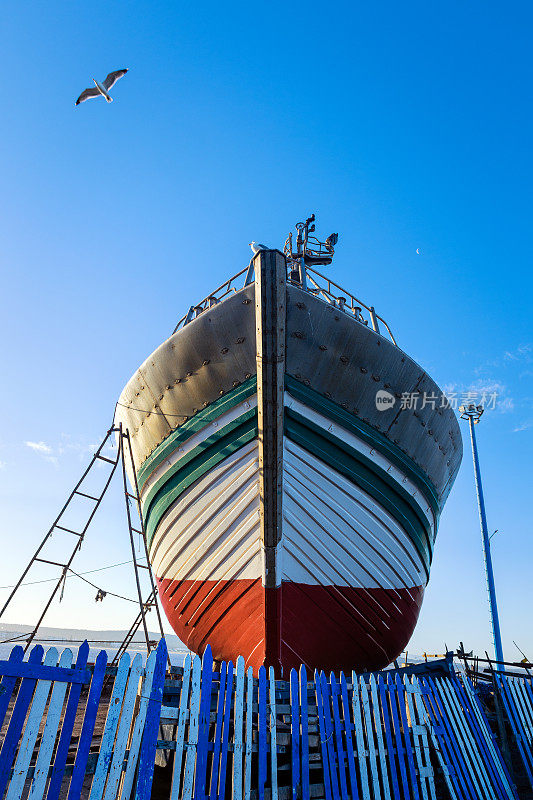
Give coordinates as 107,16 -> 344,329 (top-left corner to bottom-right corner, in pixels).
137,564 -> 149,570
126,492 -> 139,501
35,558 -> 68,568
74,491 -> 99,501
131,528 -> 143,535
54,525 -> 82,536
96,455 -> 116,465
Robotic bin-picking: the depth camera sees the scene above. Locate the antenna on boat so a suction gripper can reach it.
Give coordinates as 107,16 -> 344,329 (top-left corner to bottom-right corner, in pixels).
283,214 -> 339,287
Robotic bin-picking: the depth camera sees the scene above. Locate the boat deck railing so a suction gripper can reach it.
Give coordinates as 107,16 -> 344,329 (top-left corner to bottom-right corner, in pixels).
172,260 -> 397,345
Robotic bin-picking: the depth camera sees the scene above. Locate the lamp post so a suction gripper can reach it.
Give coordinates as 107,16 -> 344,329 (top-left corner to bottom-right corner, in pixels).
459,403 -> 504,666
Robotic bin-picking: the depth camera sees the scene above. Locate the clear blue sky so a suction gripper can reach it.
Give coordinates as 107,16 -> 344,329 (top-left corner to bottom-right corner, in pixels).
0,1 -> 531,659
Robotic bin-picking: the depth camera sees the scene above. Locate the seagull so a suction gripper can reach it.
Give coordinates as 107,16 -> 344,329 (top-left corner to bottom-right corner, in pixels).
75,69 -> 128,105
249,242 -> 268,254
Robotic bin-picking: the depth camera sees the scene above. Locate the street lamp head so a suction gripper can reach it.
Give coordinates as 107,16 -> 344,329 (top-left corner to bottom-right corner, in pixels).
459,403 -> 484,423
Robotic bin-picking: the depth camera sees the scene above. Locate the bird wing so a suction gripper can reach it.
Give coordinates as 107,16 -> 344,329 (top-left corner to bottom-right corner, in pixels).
103,69 -> 128,91
75,87 -> 101,105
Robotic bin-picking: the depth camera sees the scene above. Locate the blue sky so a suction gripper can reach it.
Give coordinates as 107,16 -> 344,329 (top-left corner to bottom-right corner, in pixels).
0,1 -> 531,660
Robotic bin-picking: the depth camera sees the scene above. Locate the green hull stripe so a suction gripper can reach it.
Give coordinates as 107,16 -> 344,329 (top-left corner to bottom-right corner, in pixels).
143,405 -> 432,579
137,376 -> 257,491
285,409 -> 432,580
285,374 -> 441,518
143,412 -> 258,548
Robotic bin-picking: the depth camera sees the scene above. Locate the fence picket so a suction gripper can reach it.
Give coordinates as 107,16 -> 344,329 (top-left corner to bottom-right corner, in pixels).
385,674 -> 410,800
6,647 -> 59,800
89,652 -> 131,800
290,669 -> 300,800
339,672 -> 358,800
377,675 -> 400,800
182,654 -> 202,800
394,674 -> 419,800
270,666 -> 279,800
330,673 -> 348,800
103,652 -> 144,800
170,654 -> 192,800
244,666 -> 253,800
134,638 -> 168,800
28,648 -> 73,800
299,665 -> 309,800
352,672 -> 370,800
217,660 -> 234,800
195,645 -> 214,800
0,646 -> 24,729
316,670 -> 332,800
258,666 -> 267,800
0,645 -> 45,798
233,657 -> 245,800
119,647 -> 158,800
369,675 -> 390,800
68,649 -> 108,800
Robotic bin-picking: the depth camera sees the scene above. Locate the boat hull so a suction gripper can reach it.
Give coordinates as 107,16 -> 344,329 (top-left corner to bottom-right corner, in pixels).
115,249 -> 462,673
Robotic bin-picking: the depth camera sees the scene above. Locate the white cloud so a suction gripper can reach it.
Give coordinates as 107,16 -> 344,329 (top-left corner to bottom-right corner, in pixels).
514,421 -> 533,433
25,441 -> 53,454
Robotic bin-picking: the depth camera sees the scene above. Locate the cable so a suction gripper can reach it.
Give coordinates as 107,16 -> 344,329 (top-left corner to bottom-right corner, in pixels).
68,570 -> 139,604
0,559 -> 144,590
116,400 -> 188,417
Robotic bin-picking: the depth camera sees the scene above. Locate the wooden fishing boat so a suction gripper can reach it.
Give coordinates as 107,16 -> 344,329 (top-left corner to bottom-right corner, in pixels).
115,217 -> 462,674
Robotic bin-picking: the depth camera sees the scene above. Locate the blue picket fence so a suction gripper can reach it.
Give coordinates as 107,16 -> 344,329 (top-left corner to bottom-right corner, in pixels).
0,641 -> 526,800
493,670 -> 533,793
158,647 -> 518,800
0,639 -> 167,800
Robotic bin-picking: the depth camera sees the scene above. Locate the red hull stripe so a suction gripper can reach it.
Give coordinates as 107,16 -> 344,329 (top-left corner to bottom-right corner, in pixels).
137,377 -> 257,491
157,576 -> 424,674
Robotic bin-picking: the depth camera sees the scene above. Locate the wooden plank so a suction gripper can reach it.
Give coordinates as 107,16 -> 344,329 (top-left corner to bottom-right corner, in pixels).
68,648 -> 108,800
182,654 -> 202,800
394,673 -> 419,800
404,677 -> 435,800
299,666 -> 309,800
352,673 -> 370,800
6,647 -> 59,800
330,673 -> 348,800
89,652 -> 131,800
119,648 -> 159,800
290,669 -> 300,800
0,661 -> 89,683
170,654 -> 192,800
452,673 -> 514,799
258,666 -> 268,800
28,649 -> 73,800
493,673 -> 531,793
134,639 -> 168,800
369,674 -> 391,800
217,661 -> 234,800
244,667 -> 254,800
377,675 -> 400,800
210,660 -> 227,800
386,673 -> 412,800
360,677 -> 380,800
315,671 -> 332,800
419,675 -> 473,800
195,645 -> 214,800
46,641 -> 89,800
102,652 -> 144,800
0,647 -> 24,729
0,644 -> 44,798
437,677 -> 494,799
322,672 -> 340,800
339,672 -> 358,800
233,657 -> 245,800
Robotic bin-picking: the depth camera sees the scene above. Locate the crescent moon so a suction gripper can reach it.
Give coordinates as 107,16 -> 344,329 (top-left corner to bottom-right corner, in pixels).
416,248 -> 420,255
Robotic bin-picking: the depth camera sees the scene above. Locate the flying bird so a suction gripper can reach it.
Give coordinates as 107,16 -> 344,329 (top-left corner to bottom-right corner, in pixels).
249,242 -> 268,254
416,248 -> 421,255
75,69 -> 128,105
